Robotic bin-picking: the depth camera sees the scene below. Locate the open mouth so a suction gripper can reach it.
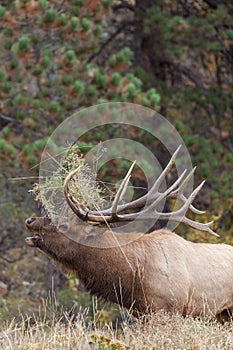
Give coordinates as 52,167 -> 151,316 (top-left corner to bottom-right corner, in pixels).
25,234 -> 42,247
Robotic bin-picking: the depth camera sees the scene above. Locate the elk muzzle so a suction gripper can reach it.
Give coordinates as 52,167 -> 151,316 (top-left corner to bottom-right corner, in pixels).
25,235 -> 42,247
25,217 -> 51,247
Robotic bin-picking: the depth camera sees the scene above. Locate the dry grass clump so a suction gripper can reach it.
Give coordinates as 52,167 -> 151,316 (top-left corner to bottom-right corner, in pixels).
31,145 -> 108,222
122,312 -> 233,349
1,311 -> 233,350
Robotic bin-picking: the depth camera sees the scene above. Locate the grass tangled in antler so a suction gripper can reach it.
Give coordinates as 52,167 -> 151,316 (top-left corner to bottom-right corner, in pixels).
31,145 -> 108,222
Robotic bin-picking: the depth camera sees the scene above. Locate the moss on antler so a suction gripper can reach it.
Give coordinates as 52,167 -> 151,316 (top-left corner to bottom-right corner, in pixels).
30,145 -> 107,222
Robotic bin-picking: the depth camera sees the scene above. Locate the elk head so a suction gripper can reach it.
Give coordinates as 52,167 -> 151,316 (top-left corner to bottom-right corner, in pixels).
25,216 -> 87,274
25,216 -> 68,261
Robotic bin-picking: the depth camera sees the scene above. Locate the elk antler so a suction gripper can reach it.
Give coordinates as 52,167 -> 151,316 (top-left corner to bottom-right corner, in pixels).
64,145 -> 218,237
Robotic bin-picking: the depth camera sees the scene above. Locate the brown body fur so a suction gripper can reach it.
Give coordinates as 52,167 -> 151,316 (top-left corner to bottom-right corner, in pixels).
25,217 -> 233,318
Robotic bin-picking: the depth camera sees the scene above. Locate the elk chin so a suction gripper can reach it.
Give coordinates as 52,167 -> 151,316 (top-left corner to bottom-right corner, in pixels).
25,235 -> 42,247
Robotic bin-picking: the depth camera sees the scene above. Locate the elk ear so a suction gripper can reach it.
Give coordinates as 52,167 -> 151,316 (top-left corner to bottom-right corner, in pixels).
83,224 -> 105,239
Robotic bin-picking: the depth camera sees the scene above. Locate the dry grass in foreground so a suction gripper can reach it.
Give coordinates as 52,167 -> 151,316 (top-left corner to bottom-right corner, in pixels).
1,310 -> 233,350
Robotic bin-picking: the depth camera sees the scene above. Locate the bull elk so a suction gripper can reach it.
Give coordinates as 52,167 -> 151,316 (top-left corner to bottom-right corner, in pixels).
25,147 -> 233,318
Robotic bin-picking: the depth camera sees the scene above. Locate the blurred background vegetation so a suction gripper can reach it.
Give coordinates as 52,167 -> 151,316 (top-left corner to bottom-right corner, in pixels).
0,0 -> 232,323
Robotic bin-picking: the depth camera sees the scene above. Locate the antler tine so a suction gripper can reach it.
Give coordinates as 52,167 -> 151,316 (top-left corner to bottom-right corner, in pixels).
122,180 -> 206,221
92,145 -> 183,215
172,180 -> 206,216
148,180 -> 218,236
64,168 -> 88,219
147,144 -> 182,195
111,161 -> 136,219
176,194 -> 205,214
64,146 -> 202,219
159,169 -> 187,198
63,146 -> 218,236
141,169 -> 188,212
111,181 -> 218,236
181,217 -> 219,237
173,166 -> 196,194
168,167 -> 205,214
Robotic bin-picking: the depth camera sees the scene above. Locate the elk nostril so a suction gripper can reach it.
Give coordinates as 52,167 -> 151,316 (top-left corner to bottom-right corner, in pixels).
26,217 -> 35,225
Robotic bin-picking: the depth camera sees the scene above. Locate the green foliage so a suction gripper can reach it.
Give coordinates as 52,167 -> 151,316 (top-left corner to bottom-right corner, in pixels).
103,0 -> 114,7
62,74 -> 73,85
59,13 -> 68,26
0,5 -> 5,18
147,88 -> 160,106
39,0 -> 48,11
4,39 -> 12,50
126,73 -> 142,88
111,72 -> 122,86
49,100 -> 61,113
73,80 -> 84,94
30,34 -> 39,45
33,64 -> 42,75
41,54 -> 51,66
44,8 -> 56,23
0,69 -> 6,81
12,35 -> 31,54
0,138 -> 16,159
86,85 -> 97,98
32,138 -> 48,152
81,17 -> 91,32
109,47 -> 133,67
137,2 -> 233,219
226,29 -> 233,39
94,71 -> 106,87
23,144 -> 32,156
116,47 -> 133,64
18,36 -> 31,52
13,93 -> 24,105
2,126 -> 10,138
70,16 -> 79,31
10,58 -> 18,69
0,138 -> 7,152
2,81 -> 12,92
32,145 -> 107,221
3,27 -> 12,36
72,0 -> 83,5
95,24 -> 103,37
65,50 -> 76,61
226,153 -> 233,163
126,83 -> 137,99
0,0 -> 161,159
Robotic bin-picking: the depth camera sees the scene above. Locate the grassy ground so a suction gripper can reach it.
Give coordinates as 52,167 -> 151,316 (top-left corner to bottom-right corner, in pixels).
1,309 -> 233,350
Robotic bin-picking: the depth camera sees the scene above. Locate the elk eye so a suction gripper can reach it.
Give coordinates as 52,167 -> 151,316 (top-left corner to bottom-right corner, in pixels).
26,217 -> 35,225
59,224 -> 68,232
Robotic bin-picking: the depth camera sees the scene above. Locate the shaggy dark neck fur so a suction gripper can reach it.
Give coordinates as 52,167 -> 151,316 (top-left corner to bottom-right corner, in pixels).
38,229 -> 147,311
